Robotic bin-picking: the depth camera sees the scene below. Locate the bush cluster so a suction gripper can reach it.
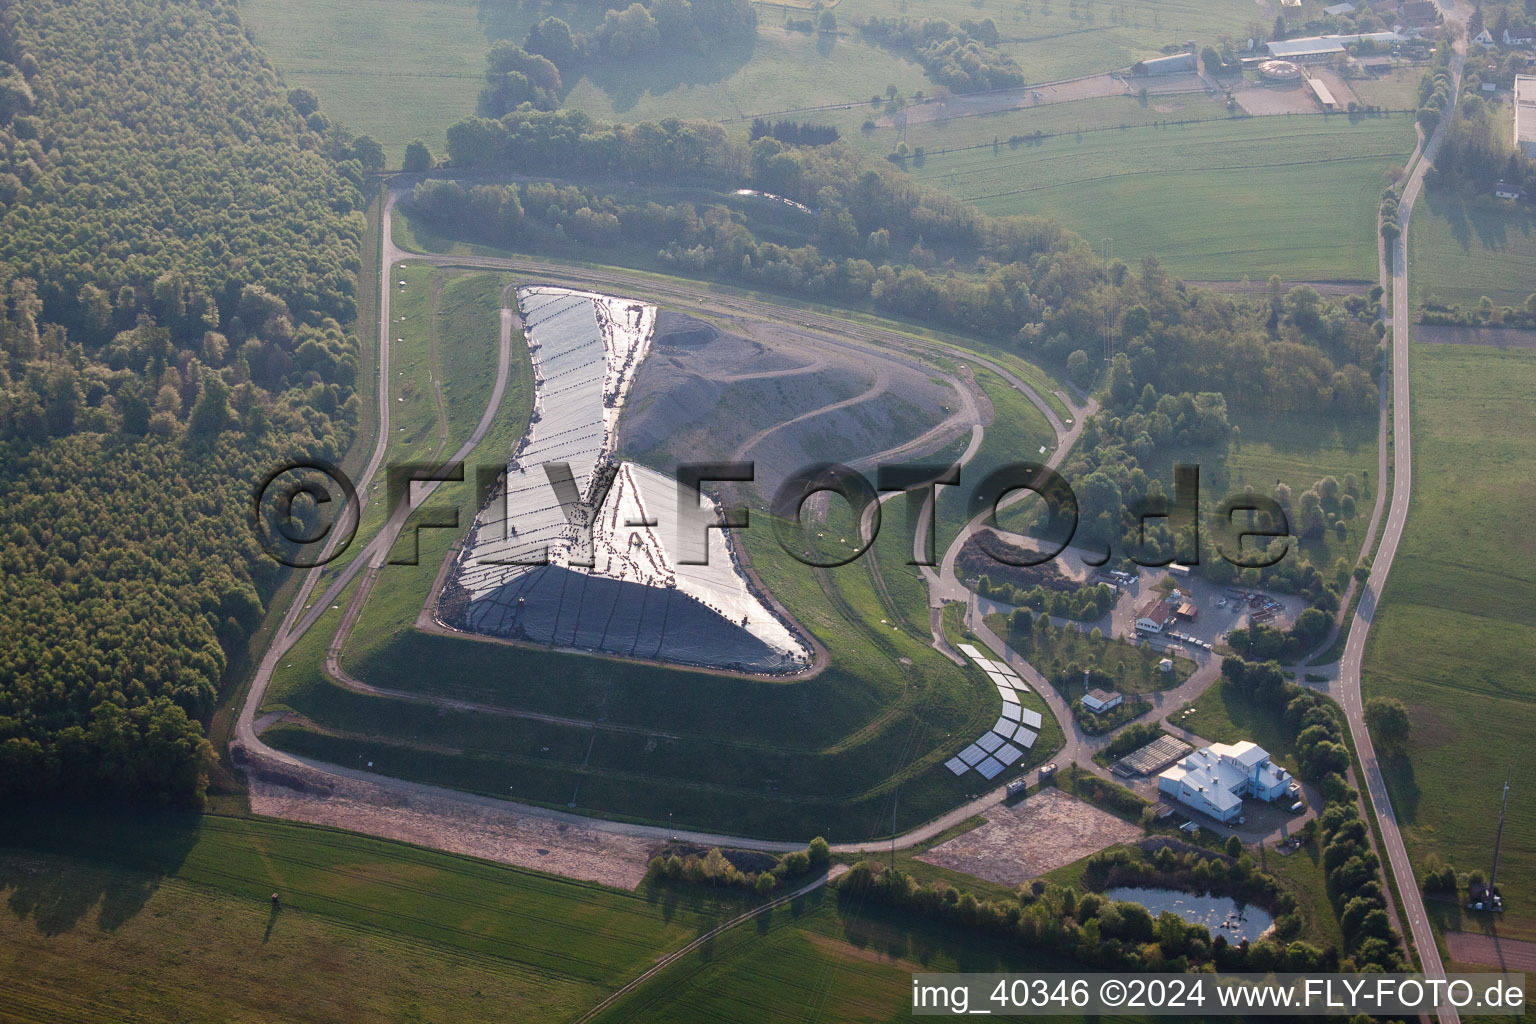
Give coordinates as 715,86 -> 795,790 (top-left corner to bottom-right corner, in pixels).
646,837 -> 830,896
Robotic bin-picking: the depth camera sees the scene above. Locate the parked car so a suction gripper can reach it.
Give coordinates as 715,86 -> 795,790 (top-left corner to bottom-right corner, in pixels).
1290,800 -> 1305,813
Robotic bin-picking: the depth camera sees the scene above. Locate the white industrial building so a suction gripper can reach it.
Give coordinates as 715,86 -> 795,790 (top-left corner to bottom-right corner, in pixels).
1157,741 -> 1291,822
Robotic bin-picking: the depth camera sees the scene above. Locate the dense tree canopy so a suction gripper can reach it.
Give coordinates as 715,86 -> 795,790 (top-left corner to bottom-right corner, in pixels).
858,17 -> 1024,93
0,0 -> 363,805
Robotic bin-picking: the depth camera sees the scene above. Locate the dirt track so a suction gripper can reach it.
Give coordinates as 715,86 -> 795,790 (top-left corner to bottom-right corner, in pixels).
248,768 -> 658,890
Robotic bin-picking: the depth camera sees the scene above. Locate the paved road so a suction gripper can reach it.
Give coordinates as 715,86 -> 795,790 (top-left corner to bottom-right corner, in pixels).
235,190 -> 516,764
1330,20 -> 1466,1019
235,185 -> 1096,858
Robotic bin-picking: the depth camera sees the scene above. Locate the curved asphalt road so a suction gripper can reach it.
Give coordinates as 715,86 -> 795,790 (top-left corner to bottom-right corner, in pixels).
1332,18 -> 1466,1018
236,184 -> 1095,857
235,190 -> 516,763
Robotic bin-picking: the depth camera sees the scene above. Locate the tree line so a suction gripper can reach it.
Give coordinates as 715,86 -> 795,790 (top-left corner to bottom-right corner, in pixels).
748,118 -> 839,147
856,17 -> 1024,94
419,108 -> 1381,609
428,110 -> 1381,422
0,0 -> 364,806
1221,659 -> 1406,971
838,838 -> 1345,973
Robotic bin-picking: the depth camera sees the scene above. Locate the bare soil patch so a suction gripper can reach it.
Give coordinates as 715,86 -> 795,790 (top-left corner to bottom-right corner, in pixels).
1233,81 -> 1317,116
1186,279 -> 1369,294
1446,930 -> 1536,971
917,788 -> 1142,885
248,770 -> 658,890
1415,325 -> 1536,349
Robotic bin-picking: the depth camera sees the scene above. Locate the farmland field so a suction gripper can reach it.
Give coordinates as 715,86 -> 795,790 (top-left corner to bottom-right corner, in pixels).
241,0 -> 1265,166
0,808 -> 751,1023
239,0 -> 929,161
909,112 -> 1416,281
850,0 -> 1261,86
848,90 -> 1231,161
1362,342 -> 1536,940
588,891 -> 1121,1024
1410,189 -> 1536,308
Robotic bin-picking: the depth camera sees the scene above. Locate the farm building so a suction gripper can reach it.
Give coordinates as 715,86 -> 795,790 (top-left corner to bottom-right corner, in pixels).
1322,1 -> 1356,14
1157,741 -> 1291,822
1516,76 -> 1536,157
1081,689 -> 1124,713
1134,52 -> 1197,75
1496,181 -> 1526,199
1266,32 -> 1404,62
1135,596 -> 1175,633
1259,59 -> 1304,81
1308,77 -> 1340,110
1398,0 -> 1439,27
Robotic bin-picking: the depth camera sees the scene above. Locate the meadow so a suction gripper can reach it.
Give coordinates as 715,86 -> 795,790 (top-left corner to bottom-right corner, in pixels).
1362,342 -> 1536,940
1410,189 -> 1536,308
1225,406 -> 1381,572
295,265 -> 515,601
846,0 -> 1260,86
240,0 -> 1266,167
239,0 -> 929,162
909,112 -> 1417,281
933,366 -> 1056,553
0,807 -> 752,1023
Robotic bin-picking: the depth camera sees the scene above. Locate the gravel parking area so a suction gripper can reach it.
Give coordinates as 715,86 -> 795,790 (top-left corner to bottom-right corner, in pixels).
917,789 -> 1142,886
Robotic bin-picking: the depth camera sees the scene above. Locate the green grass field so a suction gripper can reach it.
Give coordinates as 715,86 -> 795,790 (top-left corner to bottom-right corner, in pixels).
0,808 -> 751,1023
239,0 -> 930,162
1362,342 -> 1536,940
1165,681 -> 1307,776
935,365 -> 1055,553
1226,407 -> 1381,571
299,265 -> 514,599
841,90 -> 1231,161
1411,189 -> 1536,308
909,113 -> 1415,281
850,0 -> 1259,85
264,495 -> 1059,840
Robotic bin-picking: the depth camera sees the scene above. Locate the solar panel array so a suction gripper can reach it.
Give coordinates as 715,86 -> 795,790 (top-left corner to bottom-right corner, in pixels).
947,644 -> 1043,782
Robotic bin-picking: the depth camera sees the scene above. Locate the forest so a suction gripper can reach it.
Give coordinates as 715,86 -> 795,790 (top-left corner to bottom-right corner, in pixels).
0,0 -> 363,804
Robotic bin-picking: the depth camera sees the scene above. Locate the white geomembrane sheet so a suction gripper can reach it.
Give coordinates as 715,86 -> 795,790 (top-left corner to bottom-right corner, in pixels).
441,287 -> 809,672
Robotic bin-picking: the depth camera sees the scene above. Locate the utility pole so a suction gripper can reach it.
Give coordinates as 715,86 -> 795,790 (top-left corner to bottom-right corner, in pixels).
1490,767 -> 1513,895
